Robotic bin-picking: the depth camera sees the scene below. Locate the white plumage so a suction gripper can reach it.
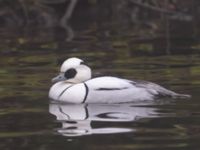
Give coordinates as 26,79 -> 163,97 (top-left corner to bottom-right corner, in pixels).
49,57 -> 191,103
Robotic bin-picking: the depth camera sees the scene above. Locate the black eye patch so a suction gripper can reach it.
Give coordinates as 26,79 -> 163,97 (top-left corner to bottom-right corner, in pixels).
64,68 -> 77,79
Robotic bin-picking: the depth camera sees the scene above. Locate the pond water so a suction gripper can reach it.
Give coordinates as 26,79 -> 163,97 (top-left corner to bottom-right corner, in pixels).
0,46 -> 199,150
0,2 -> 200,149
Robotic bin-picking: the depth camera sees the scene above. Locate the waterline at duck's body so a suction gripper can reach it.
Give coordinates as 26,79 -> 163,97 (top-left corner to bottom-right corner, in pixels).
49,76 -> 189,103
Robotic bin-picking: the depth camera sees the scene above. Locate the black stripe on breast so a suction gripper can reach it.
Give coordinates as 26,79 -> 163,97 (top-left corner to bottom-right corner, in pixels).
58,85 -> 74,99
82,83 -> 89,103
95,87 -> 128,91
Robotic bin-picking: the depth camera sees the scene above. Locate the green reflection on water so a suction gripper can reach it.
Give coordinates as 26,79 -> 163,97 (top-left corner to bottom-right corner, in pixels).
0,36 -> 199,150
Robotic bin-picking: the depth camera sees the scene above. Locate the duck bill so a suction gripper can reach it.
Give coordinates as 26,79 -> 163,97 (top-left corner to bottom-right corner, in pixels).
51,74 -> 66,83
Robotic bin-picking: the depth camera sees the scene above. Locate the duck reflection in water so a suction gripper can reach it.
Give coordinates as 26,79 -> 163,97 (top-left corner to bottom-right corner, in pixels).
49,102 -> 158,137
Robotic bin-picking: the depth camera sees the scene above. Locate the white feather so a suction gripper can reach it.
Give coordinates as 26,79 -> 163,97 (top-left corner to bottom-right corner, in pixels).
49,57 -> 191,103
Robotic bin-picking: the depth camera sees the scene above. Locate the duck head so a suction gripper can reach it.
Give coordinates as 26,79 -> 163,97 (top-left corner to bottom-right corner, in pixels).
52,57 -> 92,83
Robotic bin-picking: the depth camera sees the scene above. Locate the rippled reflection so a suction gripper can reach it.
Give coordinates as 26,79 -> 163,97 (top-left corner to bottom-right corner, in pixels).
49,102 -> 159,137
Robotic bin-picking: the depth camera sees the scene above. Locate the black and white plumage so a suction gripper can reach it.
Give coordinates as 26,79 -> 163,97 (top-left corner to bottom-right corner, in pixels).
49,57 -> 191,103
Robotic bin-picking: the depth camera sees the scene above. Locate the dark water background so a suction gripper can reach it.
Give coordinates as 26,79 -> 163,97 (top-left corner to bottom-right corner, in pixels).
0,0 -> 200,150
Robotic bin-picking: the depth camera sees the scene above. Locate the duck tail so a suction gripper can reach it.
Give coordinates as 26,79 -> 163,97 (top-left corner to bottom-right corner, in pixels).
132,80 -> 191,99
171,93 -> 191,99
148,83 -> 191,99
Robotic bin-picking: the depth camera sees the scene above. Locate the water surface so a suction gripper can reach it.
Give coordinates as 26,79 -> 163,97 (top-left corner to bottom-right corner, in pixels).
0,1 -> 200,149
0,49 -> 199,150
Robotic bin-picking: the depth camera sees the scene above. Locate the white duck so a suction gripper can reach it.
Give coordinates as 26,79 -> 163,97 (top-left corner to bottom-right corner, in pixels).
49,57 -> 191,103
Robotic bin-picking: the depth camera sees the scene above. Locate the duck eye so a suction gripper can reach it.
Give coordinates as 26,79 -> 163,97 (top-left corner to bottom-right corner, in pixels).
64,68 -> 77,79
